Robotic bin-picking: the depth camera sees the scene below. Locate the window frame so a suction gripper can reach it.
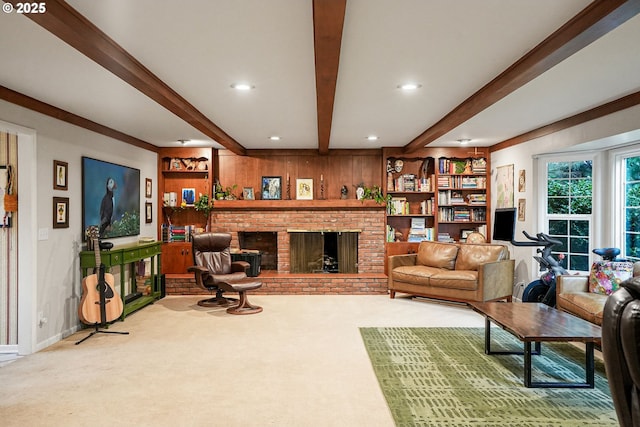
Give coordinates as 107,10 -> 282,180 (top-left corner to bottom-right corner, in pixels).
536,152 -> 597,273
613,145 -> 640,260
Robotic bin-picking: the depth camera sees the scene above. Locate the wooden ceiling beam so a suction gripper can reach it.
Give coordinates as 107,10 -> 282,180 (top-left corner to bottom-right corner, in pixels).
490,90 -> 640,152
0,85 -> 158,152
5,0 -> 246,155
404,0 -> 640,153
313,0 -> 347,155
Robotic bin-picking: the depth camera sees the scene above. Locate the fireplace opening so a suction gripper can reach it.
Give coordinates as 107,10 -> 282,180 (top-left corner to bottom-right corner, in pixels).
289,231 -> 358,273
238,232 -> 277,270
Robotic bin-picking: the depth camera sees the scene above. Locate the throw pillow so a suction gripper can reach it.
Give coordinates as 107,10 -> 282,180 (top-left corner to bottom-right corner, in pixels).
589,261 -> 634,295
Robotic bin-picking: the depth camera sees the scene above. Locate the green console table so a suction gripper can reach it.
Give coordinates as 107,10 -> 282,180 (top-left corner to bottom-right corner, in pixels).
80,241 -> 162,320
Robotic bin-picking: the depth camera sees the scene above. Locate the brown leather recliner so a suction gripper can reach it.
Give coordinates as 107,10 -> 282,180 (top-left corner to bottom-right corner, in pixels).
188,232 -> 263,314
602,276 -> 640,427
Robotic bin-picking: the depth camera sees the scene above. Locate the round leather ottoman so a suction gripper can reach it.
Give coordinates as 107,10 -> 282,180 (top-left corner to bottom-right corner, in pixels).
226,278 -> 263,315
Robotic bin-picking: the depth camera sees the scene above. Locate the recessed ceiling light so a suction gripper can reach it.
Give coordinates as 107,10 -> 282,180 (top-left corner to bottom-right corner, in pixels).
366,135 -> 379,141
397,83 -> 422,90
457,138 -> 471,145
269,136 -> 281,141
231,83 -> 254,91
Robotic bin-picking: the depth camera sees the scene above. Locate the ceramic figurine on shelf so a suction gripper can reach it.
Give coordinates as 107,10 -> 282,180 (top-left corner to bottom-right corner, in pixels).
341,185 -> 348,199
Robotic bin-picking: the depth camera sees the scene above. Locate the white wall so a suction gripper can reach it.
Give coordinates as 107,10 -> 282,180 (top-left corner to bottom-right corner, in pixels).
490,103 -> 640,290
0,100 -> 157,352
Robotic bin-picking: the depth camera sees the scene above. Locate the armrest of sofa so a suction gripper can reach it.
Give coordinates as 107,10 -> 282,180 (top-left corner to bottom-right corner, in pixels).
556,274 -> 589,294
387,254 -> 418,283
479,259 -> 515,301
387,253 -> 418,275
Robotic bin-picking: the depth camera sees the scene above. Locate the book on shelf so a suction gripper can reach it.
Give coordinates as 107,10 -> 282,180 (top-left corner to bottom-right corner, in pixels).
390,174 -> 435,192
410,217 -> 425,230
461,176 -> 486,189
408,228 -> 435,242
420,198 -> 434,215
450,191 -> 465,204
437,232 -> 454,243
471,158 -> 487,174
388,197 -> 409,215
386,225 -> 395,242
438,158 -> 468,174
467,194 -> 486,205
162,224 -> 195,242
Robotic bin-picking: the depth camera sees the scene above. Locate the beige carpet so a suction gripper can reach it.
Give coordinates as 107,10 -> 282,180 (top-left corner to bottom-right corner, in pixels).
0,295 -> 488,426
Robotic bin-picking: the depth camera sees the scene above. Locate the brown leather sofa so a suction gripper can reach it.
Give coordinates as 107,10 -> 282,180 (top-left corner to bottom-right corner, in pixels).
602,277 -> 640,427
388,240 -> 514,303
556,262 -> 640,326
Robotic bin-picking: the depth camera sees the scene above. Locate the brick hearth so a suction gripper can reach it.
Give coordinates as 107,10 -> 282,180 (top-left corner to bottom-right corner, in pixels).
165,201 -> 389,295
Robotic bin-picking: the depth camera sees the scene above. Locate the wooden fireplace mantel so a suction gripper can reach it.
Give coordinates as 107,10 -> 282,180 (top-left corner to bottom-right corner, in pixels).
212,199 -> 385,210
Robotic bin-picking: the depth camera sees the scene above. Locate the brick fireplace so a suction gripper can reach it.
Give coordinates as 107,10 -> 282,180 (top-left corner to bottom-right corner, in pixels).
165,200 -> 389,295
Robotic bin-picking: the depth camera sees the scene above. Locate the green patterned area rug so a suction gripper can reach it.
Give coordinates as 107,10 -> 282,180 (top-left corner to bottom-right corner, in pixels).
360,327 -> 617,427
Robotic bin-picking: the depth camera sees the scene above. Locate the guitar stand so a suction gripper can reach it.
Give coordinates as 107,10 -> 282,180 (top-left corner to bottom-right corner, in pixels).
75,323 -> 129,345
76,254 -> 129,345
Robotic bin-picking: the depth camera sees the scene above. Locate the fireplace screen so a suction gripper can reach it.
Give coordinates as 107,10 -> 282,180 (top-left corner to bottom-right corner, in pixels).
289,231 -> 358,273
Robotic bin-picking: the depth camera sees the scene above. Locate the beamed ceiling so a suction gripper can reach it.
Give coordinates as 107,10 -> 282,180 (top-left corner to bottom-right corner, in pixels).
1,0 -> 640,155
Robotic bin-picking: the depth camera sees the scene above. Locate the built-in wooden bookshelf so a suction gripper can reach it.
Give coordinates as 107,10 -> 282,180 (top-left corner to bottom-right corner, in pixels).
382,147 -> 491,267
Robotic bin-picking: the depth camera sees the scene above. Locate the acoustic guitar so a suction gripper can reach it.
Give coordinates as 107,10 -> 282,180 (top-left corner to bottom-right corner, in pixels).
79,231 -> 123,324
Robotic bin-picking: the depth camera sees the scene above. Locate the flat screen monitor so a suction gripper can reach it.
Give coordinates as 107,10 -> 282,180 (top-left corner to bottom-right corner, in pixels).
492,208 -> 516,241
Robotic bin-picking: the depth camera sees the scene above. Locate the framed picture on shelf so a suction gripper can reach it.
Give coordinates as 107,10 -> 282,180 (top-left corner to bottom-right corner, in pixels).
53,160 -> 68,190
53,197 -> 69,228
243,187 -> 255,200
261,176 -> 282,200
145,178 -> 152,198
145,202 -> 153,223
181,188 -> 196,206
296,178 -> 313,200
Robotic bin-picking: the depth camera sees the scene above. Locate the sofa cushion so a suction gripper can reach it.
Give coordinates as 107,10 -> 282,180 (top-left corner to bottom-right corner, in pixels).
557,291 -> 607,326
392,265 -> 443,285
454,244 -> 506,271
416,241 -> 458,270
430,270 -> 478,290
588,261 -> 634,295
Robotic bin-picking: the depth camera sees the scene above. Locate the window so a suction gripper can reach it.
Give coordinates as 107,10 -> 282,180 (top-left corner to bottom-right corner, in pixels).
622,156 -> 640,261
545,160 -> 593,271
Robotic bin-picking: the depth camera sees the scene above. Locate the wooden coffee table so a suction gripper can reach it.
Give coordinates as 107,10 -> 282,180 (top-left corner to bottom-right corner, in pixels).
469,302 -> 602,388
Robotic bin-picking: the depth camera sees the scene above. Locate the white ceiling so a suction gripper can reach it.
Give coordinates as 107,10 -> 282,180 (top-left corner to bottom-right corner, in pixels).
1,0 -> 639,152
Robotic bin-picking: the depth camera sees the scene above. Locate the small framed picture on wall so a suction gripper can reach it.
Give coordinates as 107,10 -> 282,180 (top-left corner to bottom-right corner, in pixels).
145,178 -> 152,198
53,197 -> 69,228
53,160 -> 68,190
145,202 -> 153,223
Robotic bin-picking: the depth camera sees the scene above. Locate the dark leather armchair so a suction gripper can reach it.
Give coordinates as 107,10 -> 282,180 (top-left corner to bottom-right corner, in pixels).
188,232 -> 263,314
602,276 -> 640,427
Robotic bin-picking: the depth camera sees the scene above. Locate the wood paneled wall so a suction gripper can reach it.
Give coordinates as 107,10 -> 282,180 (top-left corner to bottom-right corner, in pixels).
215,149 -> 382,200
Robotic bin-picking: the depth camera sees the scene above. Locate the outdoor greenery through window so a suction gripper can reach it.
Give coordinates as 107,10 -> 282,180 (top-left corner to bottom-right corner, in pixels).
623,156 -> 640,261
546,160 -> 592,271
